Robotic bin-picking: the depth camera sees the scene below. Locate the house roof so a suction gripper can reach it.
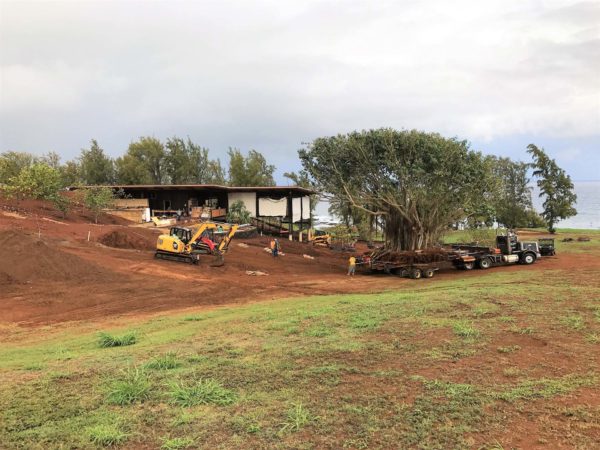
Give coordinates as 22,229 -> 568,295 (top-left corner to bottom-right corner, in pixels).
68,184 -> 316,195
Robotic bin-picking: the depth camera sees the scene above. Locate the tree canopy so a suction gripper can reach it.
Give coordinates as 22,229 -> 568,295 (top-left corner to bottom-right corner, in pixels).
79,140 -> 114,185
487,156 -> 539,228
228,148 -> 275,187
165,137 -> 226,184
299,128 -> 492,250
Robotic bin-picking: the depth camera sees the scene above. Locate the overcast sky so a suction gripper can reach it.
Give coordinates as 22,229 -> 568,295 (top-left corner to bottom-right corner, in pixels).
1,0 -> 599,181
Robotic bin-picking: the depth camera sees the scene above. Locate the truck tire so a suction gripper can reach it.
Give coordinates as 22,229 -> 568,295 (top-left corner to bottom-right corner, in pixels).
478,258 -> 491,270
423,268 -> 435,278
463,262 -> 474,270
521,252 -> 536,265
410,268 -> 422,279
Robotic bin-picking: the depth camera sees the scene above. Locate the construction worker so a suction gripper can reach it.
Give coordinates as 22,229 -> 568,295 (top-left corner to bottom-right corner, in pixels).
347,255 -> 356,276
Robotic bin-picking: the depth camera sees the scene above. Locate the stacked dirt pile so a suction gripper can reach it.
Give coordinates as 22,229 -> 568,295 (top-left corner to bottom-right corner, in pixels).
99,229 -> 156,251
0,230 -> 112,285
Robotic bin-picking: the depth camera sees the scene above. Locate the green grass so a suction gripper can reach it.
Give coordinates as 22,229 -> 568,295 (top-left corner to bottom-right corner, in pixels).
452,321 -> 480,339
97,331 -> 137,348
87,424 -> 128,447
279,403 -> 315,434
497,345 -> 521,353
1,235 -> 599,448
560,314 -> 585,331
145,352 -> 181,370
168,378 -> 237,407
107,367 -> 151,405
161,436 -> 195,449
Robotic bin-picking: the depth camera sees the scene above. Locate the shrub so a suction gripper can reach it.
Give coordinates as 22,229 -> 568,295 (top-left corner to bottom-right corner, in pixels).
107,367 -> 150,405
98,331 -> 137,348
169,378 -> 236,407
226,200 -> 251,224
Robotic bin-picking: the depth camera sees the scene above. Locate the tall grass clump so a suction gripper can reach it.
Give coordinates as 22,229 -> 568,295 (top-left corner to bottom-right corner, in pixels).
161,437 -> 195,450
169,378 -> 236,407
107,367 -> 150,405
145,352 -> 180,370
279,402 -> 315,433
97,331 -> 137,348
87,424 -> 128,446
452,321 -> 480,339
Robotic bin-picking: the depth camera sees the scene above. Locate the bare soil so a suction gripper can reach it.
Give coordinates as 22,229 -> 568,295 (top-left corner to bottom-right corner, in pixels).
1,199 -> 599,327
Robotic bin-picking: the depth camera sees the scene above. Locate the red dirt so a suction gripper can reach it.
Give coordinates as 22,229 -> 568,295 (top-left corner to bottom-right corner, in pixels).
0,229 -> 112,285
99,229 -> 157,251
1,197 -> 599,326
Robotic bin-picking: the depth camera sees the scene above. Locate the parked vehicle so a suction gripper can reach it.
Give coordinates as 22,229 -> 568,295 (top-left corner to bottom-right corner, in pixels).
360,231 -> 544,280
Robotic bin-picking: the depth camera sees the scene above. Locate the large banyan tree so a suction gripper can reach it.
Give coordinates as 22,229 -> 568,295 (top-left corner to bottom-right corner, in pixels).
299,128 -> 491,251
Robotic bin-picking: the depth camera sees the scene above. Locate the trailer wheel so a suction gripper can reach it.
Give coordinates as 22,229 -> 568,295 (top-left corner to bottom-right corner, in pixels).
478,258 -> 491,270
423,268 -> 435,278
410,268 -> 422,279
521,253 -> 536,265
463,262 -> 474,270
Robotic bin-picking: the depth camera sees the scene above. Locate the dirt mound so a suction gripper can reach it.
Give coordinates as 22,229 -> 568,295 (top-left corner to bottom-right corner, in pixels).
0,230 -> 112,285
99,229 -> 156,251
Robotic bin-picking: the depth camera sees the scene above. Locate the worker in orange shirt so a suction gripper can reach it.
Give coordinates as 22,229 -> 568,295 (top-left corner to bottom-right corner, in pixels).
347,255 -> 356,276
270,238 -> 280,257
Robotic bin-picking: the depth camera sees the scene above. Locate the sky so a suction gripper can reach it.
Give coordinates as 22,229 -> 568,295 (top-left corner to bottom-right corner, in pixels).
1,0 -> 599,182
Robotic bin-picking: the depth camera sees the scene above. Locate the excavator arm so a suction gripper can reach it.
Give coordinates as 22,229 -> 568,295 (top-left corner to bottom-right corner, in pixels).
217,224 -> 239,253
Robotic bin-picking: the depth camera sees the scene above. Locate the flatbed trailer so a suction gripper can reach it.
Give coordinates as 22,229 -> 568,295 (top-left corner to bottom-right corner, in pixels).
361,232 -> 544,280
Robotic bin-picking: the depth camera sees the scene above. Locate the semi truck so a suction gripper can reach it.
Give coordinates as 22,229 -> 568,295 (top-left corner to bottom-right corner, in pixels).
360,231 -> 545,280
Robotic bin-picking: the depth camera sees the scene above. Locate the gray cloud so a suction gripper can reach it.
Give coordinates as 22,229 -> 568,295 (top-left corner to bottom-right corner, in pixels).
1,0 -> 598,179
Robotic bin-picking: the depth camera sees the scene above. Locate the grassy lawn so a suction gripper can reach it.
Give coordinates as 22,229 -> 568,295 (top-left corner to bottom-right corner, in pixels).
1,232 -> 599,448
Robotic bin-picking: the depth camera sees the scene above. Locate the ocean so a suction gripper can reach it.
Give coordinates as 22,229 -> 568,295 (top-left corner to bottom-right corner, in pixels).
314,181 -> 600,230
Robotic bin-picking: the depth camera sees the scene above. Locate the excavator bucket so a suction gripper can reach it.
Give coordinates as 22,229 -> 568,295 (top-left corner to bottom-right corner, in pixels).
209,253 -> 225,267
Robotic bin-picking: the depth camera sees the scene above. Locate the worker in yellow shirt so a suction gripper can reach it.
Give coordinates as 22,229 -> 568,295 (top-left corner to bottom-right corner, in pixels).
347,255 -> 356,276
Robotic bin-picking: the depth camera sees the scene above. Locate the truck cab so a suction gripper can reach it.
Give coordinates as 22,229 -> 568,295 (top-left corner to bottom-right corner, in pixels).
495,234 -> 541,264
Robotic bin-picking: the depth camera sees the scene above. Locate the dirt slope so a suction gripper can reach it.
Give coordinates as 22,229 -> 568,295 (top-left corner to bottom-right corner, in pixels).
0,230 -> 112,284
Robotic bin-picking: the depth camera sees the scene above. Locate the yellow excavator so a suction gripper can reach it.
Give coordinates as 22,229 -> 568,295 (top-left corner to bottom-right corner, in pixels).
155,222 -> 239,266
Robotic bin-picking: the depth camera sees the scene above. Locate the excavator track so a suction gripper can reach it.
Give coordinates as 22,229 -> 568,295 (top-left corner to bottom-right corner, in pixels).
154,251 -> 197,264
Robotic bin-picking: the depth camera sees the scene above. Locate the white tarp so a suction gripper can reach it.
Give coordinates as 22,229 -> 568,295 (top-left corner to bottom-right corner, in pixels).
228,192 -> 256,217
302,196 -> 311,220
258,197 -> 287,217
292,197 -> 302,222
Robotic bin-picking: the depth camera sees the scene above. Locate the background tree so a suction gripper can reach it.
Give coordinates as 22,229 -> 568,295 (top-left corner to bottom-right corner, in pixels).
60,160 -> 81,187
228,148 -> 275,186
488,156 -> 536,228
115,137 -> 166,184
79,140 -> 114,185
527,144 -> 577,233
40,151 -> 61,170
165,137 -> 227,184
0,151 -> 37,184
81,187 -> 115,224
299,128 -> 492,251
